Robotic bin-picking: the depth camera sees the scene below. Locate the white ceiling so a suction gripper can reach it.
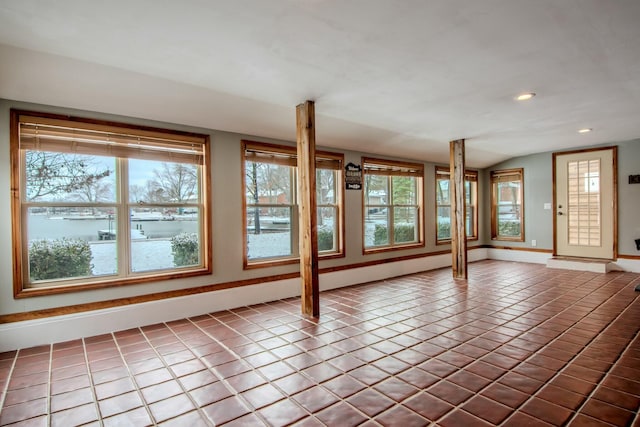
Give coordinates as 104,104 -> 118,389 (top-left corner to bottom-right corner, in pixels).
1,0 -> 639,168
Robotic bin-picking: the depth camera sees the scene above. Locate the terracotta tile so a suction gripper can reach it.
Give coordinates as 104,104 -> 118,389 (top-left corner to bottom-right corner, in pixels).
126,357 -> 165,375
135,368 -> 174,388
481,383 -> 529,409
536,384 -> 586,410
273,373 -> 315,395
568,413 -> 614,426
51,374 -> 92,395
427,380 -> 474,405
592,386 -> 640,412
396,367 -> 439,389
499,372 -> 544,394
447,370 -> 491,392
202,395 -> 250,425
1,415 -> 49,427
258,398 -> 308,426
521,397 -> 573,425
323,375 -> 366,399
316,402 -> 367,427
374,377 -> 418,402
372,355 -> 411,375
3,262 -> 640,426
156,410 -> 210,427
50,402 -> 98,427
350,346 -> 386,363
348,364 -> 389,386
302,363 -> 342,383
241,383 -> 285,409
462,395 -> 513,424
4,384 -> 48,406
141,380 -> 184,404
189,381 -> 233,407
404,392 -> 454,421
418,359 -> 457,378
346,389 -> 394,417
602,374 -> 640,396
148,393 -> 195,423
222,413 -> 268,427
95,377 -> 136,400
178,369 -> 218,391
91,365 -> 129,385
375,405 -> 429,427
8,371 -> 49,390
0,398 -> 48,425
293,386 -> 340,412
481,352 -> 520,370
551,374 -> 597,395
579,398 -> 635,426
50,387 -> 94,413
169,358 -> 206,377
439,409 -> 494,427
99,390 -> 144,418
88,356 -> 124,372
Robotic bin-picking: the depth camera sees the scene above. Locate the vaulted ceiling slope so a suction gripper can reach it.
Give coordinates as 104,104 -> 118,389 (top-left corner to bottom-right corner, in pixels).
1,0 -> 639,168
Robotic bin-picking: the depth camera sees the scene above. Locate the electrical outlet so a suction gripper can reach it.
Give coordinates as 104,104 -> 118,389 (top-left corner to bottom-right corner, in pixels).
531,240 -> 537,247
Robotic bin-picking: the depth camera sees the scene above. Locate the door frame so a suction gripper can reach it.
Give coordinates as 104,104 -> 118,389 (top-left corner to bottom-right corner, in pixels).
552,146 -> 618,259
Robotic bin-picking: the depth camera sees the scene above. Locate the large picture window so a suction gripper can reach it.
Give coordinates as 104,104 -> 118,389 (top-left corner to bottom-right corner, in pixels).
491,168 -> 524,241
11,110 -> 211,296
363,158 -> 424,252
435,167 -> 478,243
242,141 -> 343,267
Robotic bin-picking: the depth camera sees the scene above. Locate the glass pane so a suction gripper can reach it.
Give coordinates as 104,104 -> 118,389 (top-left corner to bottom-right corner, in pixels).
394,207 -> 418,243
392,176 -> 416,205
466,206 -> 475,237
244,161 -> 293,205
130,206 -> 201,272
129,159 -> 198,204
247,206 -> 292,259
25,151 -> 115,203
27,206 -> 118,281
365,175 -> 388,207
365,209 -> 389,247
567,159 -> 601,246
316,169 -> 336,204
317,207 -> 337,252
436,178 -> 449,205
437,206 -> 451,240
465,181 -> 472,205
496,180 -> 521,237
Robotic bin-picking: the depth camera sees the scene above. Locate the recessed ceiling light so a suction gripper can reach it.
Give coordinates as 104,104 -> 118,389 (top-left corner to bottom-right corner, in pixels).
578,128 -> 593,133
515,92 -> 536,101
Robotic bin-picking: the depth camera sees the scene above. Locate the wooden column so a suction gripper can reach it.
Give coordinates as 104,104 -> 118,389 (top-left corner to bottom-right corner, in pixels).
296,100 -> 320,317
450,139 -> 468,279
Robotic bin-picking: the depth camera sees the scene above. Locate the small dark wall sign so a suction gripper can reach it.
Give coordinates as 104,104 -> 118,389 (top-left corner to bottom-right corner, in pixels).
345,162 -> 362,190
629,174 -> 640,184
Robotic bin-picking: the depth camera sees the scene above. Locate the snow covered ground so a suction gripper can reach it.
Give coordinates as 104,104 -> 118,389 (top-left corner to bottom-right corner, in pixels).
247,232 -> 291,259
90,239 -> 174,275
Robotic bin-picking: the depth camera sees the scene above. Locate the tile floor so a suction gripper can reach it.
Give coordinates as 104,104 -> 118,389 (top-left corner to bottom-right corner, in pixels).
1,260 -> 640,426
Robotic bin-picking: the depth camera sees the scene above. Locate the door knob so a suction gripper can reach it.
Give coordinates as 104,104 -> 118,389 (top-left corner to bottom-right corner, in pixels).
557,212 -> 563,216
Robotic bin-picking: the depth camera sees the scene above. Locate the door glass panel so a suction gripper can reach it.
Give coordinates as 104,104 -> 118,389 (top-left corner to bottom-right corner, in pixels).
567,159 -> 601,246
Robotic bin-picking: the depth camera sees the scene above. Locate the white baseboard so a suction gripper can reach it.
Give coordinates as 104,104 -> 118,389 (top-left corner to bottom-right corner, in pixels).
487,248 -> 553,265
0,249 -> 488,352
611,258 -> 640,273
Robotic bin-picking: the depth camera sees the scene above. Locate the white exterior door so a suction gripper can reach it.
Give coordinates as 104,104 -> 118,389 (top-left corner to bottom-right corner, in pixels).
554,148 -> 615,259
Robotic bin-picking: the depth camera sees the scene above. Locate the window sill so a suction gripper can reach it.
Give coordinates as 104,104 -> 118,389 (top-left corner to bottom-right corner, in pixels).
244,251 -> 345,270
15,266 -> 212,298
363,242 -> 425,255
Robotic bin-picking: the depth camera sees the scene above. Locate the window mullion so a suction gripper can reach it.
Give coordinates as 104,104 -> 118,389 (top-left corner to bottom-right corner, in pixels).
118,158 -> 130,276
